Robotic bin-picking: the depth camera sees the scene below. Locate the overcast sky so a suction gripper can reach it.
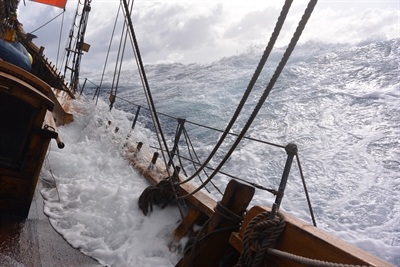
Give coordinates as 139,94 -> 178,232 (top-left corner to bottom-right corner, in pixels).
17,0 -> 399,70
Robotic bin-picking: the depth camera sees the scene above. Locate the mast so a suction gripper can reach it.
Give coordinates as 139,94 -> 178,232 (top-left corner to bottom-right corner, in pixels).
63,0 -> 91,93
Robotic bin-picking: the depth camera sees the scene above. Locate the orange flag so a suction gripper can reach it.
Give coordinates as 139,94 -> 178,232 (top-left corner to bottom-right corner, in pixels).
30,0 -> 68,9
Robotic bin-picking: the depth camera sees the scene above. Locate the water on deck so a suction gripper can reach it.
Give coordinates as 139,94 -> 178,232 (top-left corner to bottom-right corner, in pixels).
0,180 -> 102,267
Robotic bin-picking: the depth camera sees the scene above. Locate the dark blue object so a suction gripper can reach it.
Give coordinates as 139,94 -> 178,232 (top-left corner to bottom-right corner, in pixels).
0,39 -> 31,71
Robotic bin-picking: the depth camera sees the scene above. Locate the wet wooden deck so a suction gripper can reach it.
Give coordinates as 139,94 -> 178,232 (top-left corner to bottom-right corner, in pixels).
0,181 -> 102,267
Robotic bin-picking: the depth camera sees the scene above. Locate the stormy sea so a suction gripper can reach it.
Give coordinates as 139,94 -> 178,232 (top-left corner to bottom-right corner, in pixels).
40,37 -> 399,266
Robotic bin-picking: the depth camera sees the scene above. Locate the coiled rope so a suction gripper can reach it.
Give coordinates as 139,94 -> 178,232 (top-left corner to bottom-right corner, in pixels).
235,211 -> 286,267
235,210 -> 372,267
138,174 -> 180,215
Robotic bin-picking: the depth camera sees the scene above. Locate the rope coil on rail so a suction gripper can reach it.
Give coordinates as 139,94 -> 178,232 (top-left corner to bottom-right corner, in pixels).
235,209 -> 372,267
235,211 -> 286,267
138,174 -> 180,216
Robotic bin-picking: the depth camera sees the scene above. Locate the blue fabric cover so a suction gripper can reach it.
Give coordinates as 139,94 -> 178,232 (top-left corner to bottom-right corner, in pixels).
0,39 -> 31,71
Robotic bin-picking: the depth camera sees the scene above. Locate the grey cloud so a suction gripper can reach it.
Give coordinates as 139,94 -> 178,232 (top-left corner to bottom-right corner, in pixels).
223,6 -> 281,41
136,3 -> 223,59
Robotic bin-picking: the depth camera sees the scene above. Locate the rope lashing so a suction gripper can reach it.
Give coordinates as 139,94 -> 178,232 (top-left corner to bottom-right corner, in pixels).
235,211 -> 286,267
138,174 -> 179,216
214,201 -> 245,224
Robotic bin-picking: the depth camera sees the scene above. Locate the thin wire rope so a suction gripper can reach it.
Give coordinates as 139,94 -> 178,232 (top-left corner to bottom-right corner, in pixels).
182,126 -> 223,195
29,10 -> 65,34
177,127 -> 211,193
296,153 -> 317,227
147,145 -> 277,195
56,10 -> 65,68
43,143 -> 61,202
95,4 -> 122,104
114,26 -> 129,99
109,10 -> 129,108
177,0 -> 318,199
173,120 -> 188,176
175,0 -> 294,187
121,0 -> 191,236
121,0 -> 174,177
60,0 -> 81,72
90,89 -> 286,150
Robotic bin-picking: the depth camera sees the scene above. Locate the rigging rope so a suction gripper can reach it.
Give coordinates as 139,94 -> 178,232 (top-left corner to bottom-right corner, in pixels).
115,0 -> 316,227
94,3 -> 122,104
121,0 -> 174,174
177,0 -> 318,199
296,153 -> 317,227
175,0 -> 294,188
109,6 -> 130,111
29,10 -> 65,34
56,11 -> 65,68
182,126 -> 223,195
121,0 -> 189,233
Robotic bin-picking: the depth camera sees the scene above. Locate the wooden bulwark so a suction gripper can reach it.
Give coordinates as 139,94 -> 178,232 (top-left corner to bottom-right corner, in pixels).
229,206 -> 395,267
0,60 -> 73,125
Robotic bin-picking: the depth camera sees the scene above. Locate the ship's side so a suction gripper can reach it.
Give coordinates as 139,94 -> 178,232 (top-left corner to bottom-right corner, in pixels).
0,15 -> 74,218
